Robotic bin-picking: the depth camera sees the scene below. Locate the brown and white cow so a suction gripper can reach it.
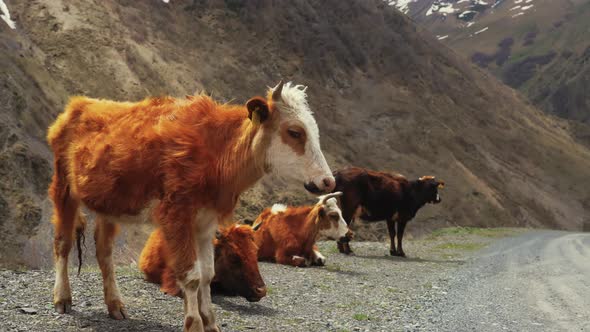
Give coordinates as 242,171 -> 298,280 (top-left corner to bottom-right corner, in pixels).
139,224 -> 266,302
333,167 -> 444,256
252,192 -> 348,267
47,81 -> 334,332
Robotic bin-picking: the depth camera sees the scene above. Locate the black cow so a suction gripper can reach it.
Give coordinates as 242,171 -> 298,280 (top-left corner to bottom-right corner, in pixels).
333,167 -> 444,256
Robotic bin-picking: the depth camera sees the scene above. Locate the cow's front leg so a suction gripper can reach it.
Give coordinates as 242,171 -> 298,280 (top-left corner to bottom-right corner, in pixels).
275,249 -> 308,267
311,245 -> 326,266
337,230 -> 354,255
157,203 -> 204,332
386,217 -> 397,256
195,213 -> 219,332
95,216 -> 127,319
396,219 -> 408,257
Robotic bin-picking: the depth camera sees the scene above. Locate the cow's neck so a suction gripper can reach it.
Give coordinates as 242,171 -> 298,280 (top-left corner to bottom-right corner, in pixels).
213,118 -> 269,213
408,181 -> 428,211
302,206 -> 322,253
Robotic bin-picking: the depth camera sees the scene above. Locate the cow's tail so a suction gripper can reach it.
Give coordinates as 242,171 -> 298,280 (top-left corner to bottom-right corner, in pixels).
75,212 -> 87,276
48,96 -> 91,276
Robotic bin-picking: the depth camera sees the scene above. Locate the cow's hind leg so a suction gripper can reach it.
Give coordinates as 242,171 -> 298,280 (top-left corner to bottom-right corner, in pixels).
195,214 -> 220,332
50,168 -> 79,314
396,219 -> 408,257
386,218 -> 397,256
95,215 -> 127,319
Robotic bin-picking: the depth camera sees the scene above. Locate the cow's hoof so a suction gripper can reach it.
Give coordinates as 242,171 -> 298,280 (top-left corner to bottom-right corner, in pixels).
54,299 -> 72,314
313,257 -> 326,266
107,300 -> 128,320
389,249 -> 396,256
205,325 -> 221,332
292,256 -> 307,267
397,251 -> 406,258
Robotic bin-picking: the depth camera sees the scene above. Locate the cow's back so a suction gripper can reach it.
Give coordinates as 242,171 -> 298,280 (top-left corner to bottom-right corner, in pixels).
253,206 -> 314,260
334,167 -> 408,222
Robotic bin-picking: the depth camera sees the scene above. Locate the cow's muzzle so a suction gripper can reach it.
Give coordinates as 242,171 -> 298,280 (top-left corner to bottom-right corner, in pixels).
304,177 -> 335,194
246,286 -> 267,302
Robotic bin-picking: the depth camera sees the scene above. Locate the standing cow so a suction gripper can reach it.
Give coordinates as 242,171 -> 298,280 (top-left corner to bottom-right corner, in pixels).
139,224 -> 266,302
252,192 -> 348,267
333,167 -> 444,256
47,81 -> 335,332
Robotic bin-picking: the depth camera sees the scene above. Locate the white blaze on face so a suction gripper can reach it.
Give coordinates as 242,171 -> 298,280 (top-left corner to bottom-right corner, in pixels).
266,82 -> 334,193
318,196 -> 349,239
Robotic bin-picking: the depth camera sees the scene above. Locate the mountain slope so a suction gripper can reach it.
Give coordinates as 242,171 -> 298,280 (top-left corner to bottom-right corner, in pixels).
1,0 -> 589,268
387,0 -> 590,127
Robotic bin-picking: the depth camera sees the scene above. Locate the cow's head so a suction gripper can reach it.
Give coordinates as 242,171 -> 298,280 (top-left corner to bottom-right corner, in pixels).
417,176 -> 445,204
213,224 -> 266,302
246,81 -> 335,194
315,192 -> 349,239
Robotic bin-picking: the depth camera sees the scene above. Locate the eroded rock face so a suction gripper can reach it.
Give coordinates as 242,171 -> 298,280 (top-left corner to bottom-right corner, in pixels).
1,0 -> 590,268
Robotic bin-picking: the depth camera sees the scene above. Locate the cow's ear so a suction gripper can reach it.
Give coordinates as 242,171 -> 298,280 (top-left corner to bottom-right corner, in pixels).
318,206 -> 326,218
246,97 -> 270,125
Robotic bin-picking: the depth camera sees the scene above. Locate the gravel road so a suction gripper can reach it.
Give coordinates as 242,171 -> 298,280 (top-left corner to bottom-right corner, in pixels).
3,229 -> 587,332
407,230 -> 590,331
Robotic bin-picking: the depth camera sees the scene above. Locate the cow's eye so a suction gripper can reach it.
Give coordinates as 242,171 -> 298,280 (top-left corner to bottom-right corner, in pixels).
288,129 -> 302,139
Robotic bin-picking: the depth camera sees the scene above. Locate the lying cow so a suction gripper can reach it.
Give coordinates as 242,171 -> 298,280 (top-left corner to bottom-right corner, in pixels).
252,192 -> 348,267
139,224 -> 266,302
333,167 -> 444,256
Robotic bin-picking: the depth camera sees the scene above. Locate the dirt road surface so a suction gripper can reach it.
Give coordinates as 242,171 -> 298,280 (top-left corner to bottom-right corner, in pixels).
410,231 -> 590,331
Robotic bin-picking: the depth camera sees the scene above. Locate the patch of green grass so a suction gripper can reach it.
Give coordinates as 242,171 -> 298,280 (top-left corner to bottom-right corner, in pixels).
353,313 -> 370,321
441,253 -> 459,260
325,245 -> 341,254
326,263 -> 342,272
429,227 -> 518,238
265,286 -> 274,295
435,242 -> 485,251
386,287 -> 398,293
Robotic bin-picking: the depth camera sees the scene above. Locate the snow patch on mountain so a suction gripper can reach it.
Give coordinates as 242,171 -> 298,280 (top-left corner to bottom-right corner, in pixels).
0,0 -> 16,29
386,0 -> 537,21
474,26 -> 489,34
386,0 -> 418,14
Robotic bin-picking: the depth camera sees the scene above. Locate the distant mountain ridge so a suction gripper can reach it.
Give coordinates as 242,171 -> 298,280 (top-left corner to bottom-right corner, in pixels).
386,0 -> 590,126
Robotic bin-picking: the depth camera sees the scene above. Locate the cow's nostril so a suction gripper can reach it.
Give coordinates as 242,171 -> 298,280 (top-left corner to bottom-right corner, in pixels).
255,286 -> 267,297
323,177 -> 335,191
304,181 -> 321,194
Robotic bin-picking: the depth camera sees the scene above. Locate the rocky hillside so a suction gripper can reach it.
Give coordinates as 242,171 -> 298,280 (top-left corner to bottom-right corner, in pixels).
1,0 -> 589,268
387,0 -> 590,129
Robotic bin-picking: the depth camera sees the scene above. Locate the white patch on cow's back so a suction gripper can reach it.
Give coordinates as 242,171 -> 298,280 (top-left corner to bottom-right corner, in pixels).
271,203 -> 287,215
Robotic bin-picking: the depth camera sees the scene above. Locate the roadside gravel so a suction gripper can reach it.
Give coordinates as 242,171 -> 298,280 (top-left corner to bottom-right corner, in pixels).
0,228 -> 520,332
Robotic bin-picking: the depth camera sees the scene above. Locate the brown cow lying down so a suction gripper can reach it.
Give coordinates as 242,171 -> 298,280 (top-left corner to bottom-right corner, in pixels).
333,167 -> 444,256
252,192 -> 348,267
139,224 -> 266,302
